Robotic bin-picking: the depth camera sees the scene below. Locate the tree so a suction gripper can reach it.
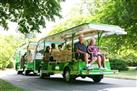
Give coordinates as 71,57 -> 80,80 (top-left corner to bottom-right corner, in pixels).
93,0 -> 137,51
49,0 -> 137,66
50,0 -> 137,50
0,0 -> 62,33
0,35 -> 24,69
49,0 -> 107,35
49,15 -> 93,35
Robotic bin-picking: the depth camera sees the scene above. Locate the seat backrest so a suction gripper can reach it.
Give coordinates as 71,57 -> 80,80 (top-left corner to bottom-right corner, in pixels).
43,53 -> 50,61
61,50 -> 72,61
51,50 -> 61,61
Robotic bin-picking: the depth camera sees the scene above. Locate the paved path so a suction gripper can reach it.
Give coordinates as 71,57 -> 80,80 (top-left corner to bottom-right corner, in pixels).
0,69 -> 137,91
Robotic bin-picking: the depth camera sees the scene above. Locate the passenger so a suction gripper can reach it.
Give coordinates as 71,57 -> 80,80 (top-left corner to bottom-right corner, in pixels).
64,44 -> 72,61
65,44 -> 71,51
46,46 -> 51,53
58,44 -> 63,52
26,50 -> 32,62
64,44 -> 72,54
51,43 -> 59,52
87,38 -> 105,70
74,34 -> 90,68
20,53 -> 27,70
44,46 -> 51,61
50,43 -> 59,61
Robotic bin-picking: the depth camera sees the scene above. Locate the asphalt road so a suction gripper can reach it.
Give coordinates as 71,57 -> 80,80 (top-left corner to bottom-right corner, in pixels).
0,69 -> 137,91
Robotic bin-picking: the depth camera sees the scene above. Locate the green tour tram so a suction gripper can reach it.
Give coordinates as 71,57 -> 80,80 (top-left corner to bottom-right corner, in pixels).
15,43 -> 27,74
33,41 -> 63,74
35,23 -> 126,82
15,42 -> 38,75
15,41 -> 63,75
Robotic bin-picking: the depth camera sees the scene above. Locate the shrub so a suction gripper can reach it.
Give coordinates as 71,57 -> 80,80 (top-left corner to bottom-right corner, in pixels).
6,61 -> 14,68
0,61 -> 8,70
0,62 -> 2,69
110,59 -> 128,71
123,54 -> 137,66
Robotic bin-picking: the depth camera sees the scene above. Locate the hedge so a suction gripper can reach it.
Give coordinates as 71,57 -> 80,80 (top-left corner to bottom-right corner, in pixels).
109,59 -> 128,71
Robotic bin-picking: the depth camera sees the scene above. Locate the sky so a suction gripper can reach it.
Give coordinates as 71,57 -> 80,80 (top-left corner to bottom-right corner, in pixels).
0,0 -> 81,38
0,21 -> 18,35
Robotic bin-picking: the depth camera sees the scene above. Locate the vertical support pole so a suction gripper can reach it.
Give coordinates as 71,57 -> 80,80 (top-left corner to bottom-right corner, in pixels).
71,33 -> 75,60
43,40 -> 45,54
34,42 -> 38,71
64,39 -> 67,47
34,43 -> 38,71
97,32 -> 103,46
97,32 -> 100,46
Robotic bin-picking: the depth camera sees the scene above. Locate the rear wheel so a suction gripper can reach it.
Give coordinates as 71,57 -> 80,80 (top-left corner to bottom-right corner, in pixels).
81,76 -> 86,79
92,75 -> 103,83
63,68 -> 75,82
64,69 -> 71,82
17,71 -> 23,74
24,70 -> 30,75
40,71 -> 45,79
39,69 -> 50,79
33,72 -> 37,76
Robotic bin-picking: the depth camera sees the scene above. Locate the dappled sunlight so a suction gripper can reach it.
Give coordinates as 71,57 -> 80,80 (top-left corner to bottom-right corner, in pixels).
0,0 -> 137,91
0,69 -> 16,78
98,87 -> 137,91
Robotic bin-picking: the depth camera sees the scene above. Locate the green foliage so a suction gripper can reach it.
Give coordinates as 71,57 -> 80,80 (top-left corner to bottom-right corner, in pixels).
0,79 -> 25,91
0,35 -> 22,69
49,0 -> 137,67
6,61 -> 14,68
49,15 -> 93,35
93,0 -> 137,51
0,0 -> 61,33
106,69 -> 137,79
123,54 -> 137,66
49,0 -> 107,35
110,59 -> 128,71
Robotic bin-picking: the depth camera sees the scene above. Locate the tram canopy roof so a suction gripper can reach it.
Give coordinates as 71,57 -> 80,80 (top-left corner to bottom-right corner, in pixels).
42,23 -> 127,42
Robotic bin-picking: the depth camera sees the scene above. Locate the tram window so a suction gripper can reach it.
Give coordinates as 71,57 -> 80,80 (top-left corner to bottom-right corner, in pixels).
35,42 -> 44,59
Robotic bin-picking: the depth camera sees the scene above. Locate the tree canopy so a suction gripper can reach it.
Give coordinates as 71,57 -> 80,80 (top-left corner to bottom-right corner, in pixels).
93,0 -> 137,50
49,0 -> 137,50
0,34 -> 24,69
49,0 -> 137,65
0,0 -> 61,33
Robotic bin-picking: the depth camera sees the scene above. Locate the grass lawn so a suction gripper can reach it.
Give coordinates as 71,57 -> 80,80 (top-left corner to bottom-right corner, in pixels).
105,69 -> 137,80
0,79 -> 25,91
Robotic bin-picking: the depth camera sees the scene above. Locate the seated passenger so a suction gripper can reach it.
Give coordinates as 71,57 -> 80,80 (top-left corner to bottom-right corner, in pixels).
63,44 -> 72,61
51,43 -> 59,53
50,43 -> 60,61
74,34 -> 90,67
26,50 -> 32,62
45,46 -> 50,53
58,44 -> 63,52
87,38 -> 105,69
65,44 -> 71,52
43,46 -> 51,61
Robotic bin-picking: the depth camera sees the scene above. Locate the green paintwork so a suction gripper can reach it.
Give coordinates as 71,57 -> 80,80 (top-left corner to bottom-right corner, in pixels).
37,23 -> 126,79
40,60 -> 113,76
25,62 -> 34,70
15,23 -> 126,82
15,42 -> 37,73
